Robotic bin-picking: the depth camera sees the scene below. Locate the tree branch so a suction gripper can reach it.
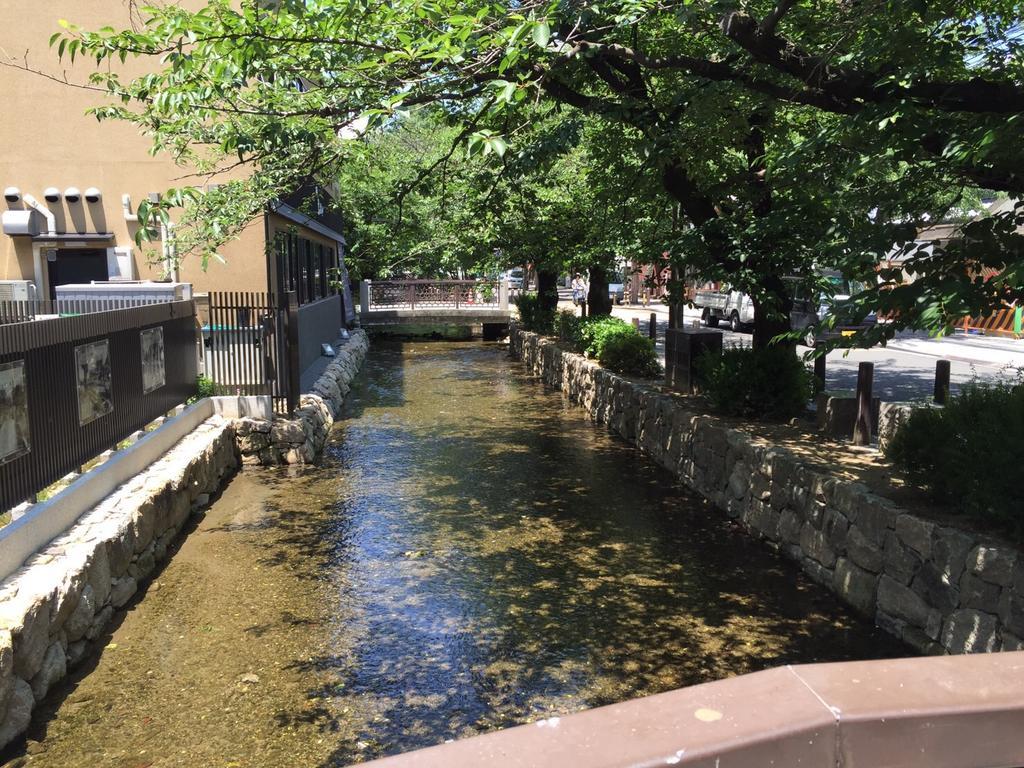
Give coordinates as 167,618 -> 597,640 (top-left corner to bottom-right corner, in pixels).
758,0 -> 799,36
721,11 -> 1024,114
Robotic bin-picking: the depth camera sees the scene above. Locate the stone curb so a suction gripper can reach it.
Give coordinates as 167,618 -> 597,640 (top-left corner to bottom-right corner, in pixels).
510,327 -> 1024,657
0,417 -> 239,749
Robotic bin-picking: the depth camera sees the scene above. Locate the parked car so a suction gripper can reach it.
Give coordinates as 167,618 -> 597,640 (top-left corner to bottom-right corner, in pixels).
801,273 -> 877,346
694,274 -> 876,344
505,268 -> 524,290
693,288 -> 754,332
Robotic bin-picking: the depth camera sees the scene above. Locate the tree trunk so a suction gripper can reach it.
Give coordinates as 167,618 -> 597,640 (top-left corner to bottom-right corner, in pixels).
750,275 -> 795,351
537,269 -> 560,314
587,265 -> 613,316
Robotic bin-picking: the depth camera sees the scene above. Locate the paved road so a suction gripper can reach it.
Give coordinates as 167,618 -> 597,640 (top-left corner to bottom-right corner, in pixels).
558,297 -> 1023,401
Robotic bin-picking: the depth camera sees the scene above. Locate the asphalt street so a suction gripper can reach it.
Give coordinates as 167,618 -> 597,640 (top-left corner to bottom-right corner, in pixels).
556,294 -> 1023,401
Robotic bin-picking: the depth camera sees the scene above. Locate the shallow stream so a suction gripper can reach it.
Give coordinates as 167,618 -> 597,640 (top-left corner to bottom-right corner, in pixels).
9,342 -> 905,767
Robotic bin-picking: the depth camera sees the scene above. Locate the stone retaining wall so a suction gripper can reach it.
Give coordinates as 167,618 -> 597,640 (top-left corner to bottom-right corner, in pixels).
0,417 -> 239,749
511,328 -> 1024,656
234,330 -> 369,465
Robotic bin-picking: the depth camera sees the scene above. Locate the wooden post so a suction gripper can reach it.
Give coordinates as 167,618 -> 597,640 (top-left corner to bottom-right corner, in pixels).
286,290 -> 300,414
853,361 -> 874,446
814,352 -> 826,389
934,359 -> 951,405
649,312 -> 657,340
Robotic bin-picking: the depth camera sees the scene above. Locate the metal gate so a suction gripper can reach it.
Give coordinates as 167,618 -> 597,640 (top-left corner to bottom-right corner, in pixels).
204,292 -> 298,414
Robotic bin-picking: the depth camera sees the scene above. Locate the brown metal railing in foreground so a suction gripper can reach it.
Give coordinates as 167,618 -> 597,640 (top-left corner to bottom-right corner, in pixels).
204,291 -> 298,415
0,301 -> 198,512
357,652 -> 1024,768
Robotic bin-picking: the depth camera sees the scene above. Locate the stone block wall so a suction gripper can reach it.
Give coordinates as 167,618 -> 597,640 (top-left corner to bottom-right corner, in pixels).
0,417 -> 239,749
510,328 -> 1024,656
234,329 -> 369,466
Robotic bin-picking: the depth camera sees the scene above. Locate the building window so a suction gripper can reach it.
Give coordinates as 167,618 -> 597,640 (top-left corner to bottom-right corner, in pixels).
275,230 -> 341,305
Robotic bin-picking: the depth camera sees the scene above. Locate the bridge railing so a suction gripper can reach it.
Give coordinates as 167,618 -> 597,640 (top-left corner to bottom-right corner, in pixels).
359,279 -> 509,313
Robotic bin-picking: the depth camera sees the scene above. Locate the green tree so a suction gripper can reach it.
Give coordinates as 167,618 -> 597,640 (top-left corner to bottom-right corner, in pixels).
56,0 -> 1023,345
334,110 -> 496,280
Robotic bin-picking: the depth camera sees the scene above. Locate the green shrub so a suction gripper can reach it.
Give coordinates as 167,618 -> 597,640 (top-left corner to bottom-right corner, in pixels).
514,292 -> 554,333
554,310 -> 584,347
578,315 -> 632,358
598,332 -> 662,378
695,346 -> 812,419
886,381 -> 1024,534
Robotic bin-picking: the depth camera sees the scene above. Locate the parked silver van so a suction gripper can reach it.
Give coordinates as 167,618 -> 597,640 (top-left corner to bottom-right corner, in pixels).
695,273 -> 875,345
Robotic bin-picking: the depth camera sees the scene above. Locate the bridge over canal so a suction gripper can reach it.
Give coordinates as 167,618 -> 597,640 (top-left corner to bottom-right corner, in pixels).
358,278 -> 513,338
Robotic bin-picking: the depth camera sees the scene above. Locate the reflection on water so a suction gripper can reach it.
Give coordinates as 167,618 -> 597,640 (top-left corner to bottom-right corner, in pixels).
10,342 -> 906,767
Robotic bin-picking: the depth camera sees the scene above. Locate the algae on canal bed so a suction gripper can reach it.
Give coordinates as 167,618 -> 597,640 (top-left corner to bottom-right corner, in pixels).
5,342 -> 906,767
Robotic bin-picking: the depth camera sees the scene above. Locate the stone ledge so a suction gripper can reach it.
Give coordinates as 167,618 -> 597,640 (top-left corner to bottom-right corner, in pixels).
510,326 -> 1024,657
0,416 -> 239,750
232,329 -> 369,466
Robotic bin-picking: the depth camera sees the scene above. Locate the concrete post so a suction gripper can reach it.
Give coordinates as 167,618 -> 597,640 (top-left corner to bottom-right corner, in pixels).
665,328 -> 722,394
499,279 -> 509,310
359,279 -> 370,314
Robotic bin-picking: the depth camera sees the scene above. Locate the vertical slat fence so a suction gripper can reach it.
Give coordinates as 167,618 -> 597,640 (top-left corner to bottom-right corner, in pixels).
0,301 -> 198,511
205,292 -> 293,415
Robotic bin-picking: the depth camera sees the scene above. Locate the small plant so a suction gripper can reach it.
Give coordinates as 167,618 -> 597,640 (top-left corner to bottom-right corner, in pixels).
886,380 -> 1024,535
189,375 -> 219,403
695,346 -> 813,419
514,292 -> 554,333
598,332 -> 662,378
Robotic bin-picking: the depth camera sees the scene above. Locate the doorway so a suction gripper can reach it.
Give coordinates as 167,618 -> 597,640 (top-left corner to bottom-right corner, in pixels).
47,249 -> 109,299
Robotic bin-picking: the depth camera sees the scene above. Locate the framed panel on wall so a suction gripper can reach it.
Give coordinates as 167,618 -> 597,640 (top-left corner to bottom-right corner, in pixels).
75,339 -> 114,426
0,359 -> 30,464
141,326 -> 166,394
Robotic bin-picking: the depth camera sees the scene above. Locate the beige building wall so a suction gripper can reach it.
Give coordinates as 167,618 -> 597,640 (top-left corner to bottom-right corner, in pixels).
0,1 -> 268,296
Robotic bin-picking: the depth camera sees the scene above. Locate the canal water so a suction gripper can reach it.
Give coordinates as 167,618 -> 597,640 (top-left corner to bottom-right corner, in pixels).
9,342 -> 906,767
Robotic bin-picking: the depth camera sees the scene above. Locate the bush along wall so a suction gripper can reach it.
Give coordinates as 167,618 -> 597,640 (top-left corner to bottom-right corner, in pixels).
886,381 -> 1024,540
510,325 -> 1024,656
551,311 -> 661,378
696,346 -> 813,420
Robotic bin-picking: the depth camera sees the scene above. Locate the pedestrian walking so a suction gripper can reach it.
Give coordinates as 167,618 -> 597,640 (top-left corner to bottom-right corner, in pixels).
571,274 -> 586,306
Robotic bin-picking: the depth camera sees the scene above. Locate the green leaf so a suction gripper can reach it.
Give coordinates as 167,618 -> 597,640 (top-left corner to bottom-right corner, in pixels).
532,20 -> 551,48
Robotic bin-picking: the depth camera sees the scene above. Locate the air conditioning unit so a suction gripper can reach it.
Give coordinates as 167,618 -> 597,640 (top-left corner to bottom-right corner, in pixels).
0,280 -> 37,301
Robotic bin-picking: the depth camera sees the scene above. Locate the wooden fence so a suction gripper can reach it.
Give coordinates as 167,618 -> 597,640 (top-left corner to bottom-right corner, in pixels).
0,301 -> 198,511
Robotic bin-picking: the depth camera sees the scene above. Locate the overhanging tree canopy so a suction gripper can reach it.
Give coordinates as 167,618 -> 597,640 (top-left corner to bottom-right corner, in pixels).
55,0 -> 1024,345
